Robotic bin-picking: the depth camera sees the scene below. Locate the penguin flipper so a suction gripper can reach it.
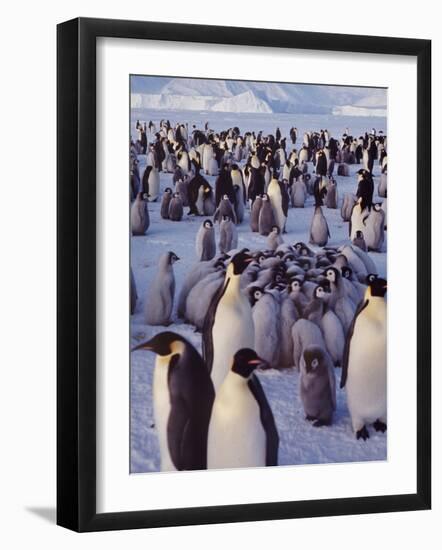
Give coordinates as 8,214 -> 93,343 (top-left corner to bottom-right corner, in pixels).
248,374 -> 279,467
202,278 -> 229,373
340,299 -> 369,388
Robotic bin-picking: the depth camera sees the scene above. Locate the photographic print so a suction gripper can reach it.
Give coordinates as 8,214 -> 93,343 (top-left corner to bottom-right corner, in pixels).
129,75 -> 388,474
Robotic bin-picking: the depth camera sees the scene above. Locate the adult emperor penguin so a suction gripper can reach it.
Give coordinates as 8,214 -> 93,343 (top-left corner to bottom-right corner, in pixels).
202,250 -> 255,391
231,163 -> 246,204
131,192 -> 150,235
160,187 -> 173,219
219,215 -> 238,254
341,275 -> 387,440
300,345 -> 336,427
195,219 -> 216,261
309,205 -> 330,246
207,348 -> 279,469
168,192 -> 184,221
144,251 -> 179,326
268,177 -> 289,233
142,165 -> 160,202
133,332 -> 215,471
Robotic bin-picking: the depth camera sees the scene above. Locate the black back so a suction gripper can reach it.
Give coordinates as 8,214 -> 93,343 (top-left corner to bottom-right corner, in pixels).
166,347 -> 215,470
340,299 -> 369,388
248,374 -> 279,466
202,277 -> 230,372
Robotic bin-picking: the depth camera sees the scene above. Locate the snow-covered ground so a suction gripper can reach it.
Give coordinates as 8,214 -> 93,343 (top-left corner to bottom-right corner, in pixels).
130,110 -> 387,474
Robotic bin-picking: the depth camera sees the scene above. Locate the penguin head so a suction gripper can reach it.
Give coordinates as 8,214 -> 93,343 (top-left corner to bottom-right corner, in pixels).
314,285 -> 328,299
172,192 -> 181,199
141,192 -> 149,201
367,274 -> 387,297
230,250 -> 253,275
132,331 -> 184,357
303,346 -> 327,375
249,286 -> 264,306
324,267 -> 339,283
271,225 -> 280,235
341,266 -> 353,280
231,348 -> 267,379
164,187 -> 172,194
355,230 -> 364,240
222,215 -> 231,222
290,278 -> 303,292
262,193 -> 269,201
167,251 -> 180,264
203,219 -> 213,229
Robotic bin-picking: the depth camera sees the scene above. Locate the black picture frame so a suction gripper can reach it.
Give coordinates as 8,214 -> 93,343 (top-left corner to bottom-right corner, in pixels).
57,17 -> 431,532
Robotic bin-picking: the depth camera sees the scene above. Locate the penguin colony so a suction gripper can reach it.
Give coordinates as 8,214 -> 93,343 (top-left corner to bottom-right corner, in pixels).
130,119 -> 388,471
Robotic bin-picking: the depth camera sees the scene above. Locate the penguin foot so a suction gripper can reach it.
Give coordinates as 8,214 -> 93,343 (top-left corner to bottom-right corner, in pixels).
305,415 -> 316,422
356,426 -> 370,441
313,419 -> 330,428
373,420 -> 387,433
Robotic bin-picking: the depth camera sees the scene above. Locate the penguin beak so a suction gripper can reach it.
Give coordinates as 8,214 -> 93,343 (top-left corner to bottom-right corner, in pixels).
132,340 -> 153,352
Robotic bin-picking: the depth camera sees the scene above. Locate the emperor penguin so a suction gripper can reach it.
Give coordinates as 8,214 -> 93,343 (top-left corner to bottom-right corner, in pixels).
175,178 -> 189,207
291,178 -> 307,208
219,215 -> 238,254
202,251 -> 255,391
291,318 -> 326,370
309,206 -> 330,247
143,165 -> 160,202
133,332 -> 215,471
168,192 -> 184,221
231,163 -> 246,204
325,178 -> 338,209
131,192 -> 150,235
160,187 -> 173,219
207,348 -> 279,469
144,251 -> 179,326
249,287 -> 281,369
195,219 -> 216,261
214,195 -> 237,224
300,345 -> 336,427
279,292 -> 299,367
341,193 -> 357,222
233,184 -> 245,224
378,173 -> 387,198
352,230 -> 367,252
364,204 -> 385,251
267,225 -> 284,251
268,177 -> 289,233
177,257 -> 225,318
258,193 -> 276,236
250,195 -> 263,232
341,275 -> 387,440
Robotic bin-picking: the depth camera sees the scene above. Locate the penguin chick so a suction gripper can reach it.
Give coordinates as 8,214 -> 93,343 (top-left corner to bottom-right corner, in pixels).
131,192 -> 150,235
300,345 -> 336,427
219,215 -> 238,254
168,192 -> 184,221
195,219 -> 216,261
267,225 -> 284,251
160,187 -> 173,219
144,251 -> 179,326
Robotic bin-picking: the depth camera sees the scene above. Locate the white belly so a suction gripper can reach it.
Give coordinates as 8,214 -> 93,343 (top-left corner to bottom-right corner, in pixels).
211,299 -> 254,391
346,313 -> 387,428
207,374 -> 266,469
153,357 -> 176,471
